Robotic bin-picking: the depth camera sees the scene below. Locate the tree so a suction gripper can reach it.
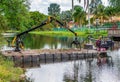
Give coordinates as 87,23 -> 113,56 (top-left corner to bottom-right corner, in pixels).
108,0 -> 120,7
71,0 -> 81,11
0,15 -> 7,31
89,0 -> 102,14
29,11 -> 53,30
73,5 -> 86,27
48,3 -> 60,17
29,11 -> 47,27
60,10 -> 72,22
93,4 -> 109,25
108,0 -> 120,15
104,6 -> 115,21
73,0 -> 102,27
72,0 -> 102,11
0,0 -> 30,31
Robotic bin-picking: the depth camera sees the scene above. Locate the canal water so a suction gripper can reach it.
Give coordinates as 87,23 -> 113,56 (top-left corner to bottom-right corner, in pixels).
25,49 -> 120,82
22,34 -> 84,49
1,34 -> 120,82
22,34 -> 120,82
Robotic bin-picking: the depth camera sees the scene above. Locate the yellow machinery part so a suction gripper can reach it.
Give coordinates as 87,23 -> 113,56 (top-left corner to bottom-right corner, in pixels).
12,36 -> 16,47
20,43 -> 24,49
46,16 -> 51,24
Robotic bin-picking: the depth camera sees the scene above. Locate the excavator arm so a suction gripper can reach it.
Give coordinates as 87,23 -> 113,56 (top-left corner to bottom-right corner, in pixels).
12,16 -> 80,51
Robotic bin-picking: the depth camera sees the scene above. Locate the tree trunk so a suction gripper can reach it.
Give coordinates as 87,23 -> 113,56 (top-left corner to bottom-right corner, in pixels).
72,0 -> 74,12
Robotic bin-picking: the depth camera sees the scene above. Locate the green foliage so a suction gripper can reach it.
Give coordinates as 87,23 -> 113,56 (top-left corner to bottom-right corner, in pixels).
73,5 -> 86,26
108,0 -> 120,15
29,11 -> 54,31
29,11 -> 47,26
48,3 -> 60,17
0,54 -> 23,82
108,0 -> 120,7
0,15 -> 8,31
93,4 -> 109,25
76,0 -> 102,12
104,6 -> 115,17
60,10 -> 72,22
30,31 -> 85,37
89,0 -> 102,14
0,0 -> 30,31
29,29 -> 107,37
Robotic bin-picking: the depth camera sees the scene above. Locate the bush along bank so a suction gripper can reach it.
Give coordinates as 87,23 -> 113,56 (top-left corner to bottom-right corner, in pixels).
0,53 -> 26,82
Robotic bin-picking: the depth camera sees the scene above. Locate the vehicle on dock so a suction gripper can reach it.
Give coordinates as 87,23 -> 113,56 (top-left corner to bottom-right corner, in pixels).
86,35 -> 114,51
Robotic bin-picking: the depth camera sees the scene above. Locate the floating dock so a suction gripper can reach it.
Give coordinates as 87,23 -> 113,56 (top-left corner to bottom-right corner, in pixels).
1,49 -> 99,62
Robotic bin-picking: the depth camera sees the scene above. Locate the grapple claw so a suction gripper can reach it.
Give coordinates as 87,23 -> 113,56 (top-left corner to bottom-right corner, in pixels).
71,37 -> 81,50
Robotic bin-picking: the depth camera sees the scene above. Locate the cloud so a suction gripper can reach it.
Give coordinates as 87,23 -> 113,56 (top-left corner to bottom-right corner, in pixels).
30,0 -> 74,14
30,0 -> 108,15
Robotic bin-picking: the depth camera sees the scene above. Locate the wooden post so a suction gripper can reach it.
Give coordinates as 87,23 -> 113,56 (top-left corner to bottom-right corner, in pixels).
61,54 -> 62,61
84,53 -> 86,59
38,55 -> 40,62
30,55 -> 33,62
92,53 -> 94,58
76,53 -> 78,60
21,55 -> 24,63
53,54 -> 55,62
69,54 -> 71,60
44,54 -> 46,63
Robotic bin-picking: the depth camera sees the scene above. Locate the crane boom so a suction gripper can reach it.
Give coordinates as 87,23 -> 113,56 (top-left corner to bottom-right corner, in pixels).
12,16 -> 79,51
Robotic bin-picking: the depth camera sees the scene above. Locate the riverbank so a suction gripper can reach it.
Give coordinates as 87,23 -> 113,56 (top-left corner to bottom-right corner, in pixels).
30,31 -> 85,37
0,53 -> 24,81
30,30 -> 107,37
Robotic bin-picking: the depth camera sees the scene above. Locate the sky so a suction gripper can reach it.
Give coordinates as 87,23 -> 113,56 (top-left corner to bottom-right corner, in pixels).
30,0 -> 109,15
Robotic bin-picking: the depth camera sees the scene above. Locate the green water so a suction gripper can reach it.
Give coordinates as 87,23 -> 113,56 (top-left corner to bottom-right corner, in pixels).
19,34 -> 84,49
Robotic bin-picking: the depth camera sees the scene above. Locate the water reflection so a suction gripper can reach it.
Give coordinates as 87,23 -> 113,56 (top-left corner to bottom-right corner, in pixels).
2,34 -> 120,50
22,34 -> 84,49
25,49 -> 120,82
1,34 -> 85,51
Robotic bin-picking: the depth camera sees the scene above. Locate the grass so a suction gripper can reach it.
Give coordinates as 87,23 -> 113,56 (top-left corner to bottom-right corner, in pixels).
29,30 -> 107,37
0,54 -> 24,82
30,31 -> 85,37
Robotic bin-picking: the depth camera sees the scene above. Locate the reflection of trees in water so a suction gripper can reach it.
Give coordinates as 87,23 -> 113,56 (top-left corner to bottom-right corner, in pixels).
63,59 -> 94,82
83,59 -> 93,82
23,34 -> 69,49
20,34 -> 85,49
23,34 -> 78,49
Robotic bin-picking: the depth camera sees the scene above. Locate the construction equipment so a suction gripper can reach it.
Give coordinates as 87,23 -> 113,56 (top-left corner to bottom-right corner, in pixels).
86,35 -> 114,50
12,16 -> 80,51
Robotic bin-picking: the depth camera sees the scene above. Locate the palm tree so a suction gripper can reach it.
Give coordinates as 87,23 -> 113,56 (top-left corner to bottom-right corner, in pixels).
73,5 -> 86,27
72,0 -> 81,12
108,0 -> 120,16
89,0 -> 102,14
72,0 -> 74,11
72,0 -> 102,27
108,0 -> 120,7
104,6 -> 115,22
93,4 -> 109,25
